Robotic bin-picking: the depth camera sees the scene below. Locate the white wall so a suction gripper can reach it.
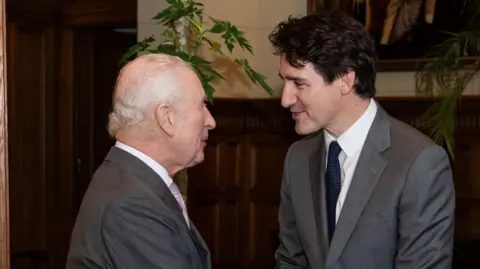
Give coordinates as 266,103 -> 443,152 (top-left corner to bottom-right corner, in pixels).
137,0 -> 480,98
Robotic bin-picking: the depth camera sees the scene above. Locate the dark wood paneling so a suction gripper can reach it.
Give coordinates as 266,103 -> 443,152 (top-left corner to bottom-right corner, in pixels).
7,2 -> 61,26
56,26 -> 75,269
6,0 -> 136,268
188,97 -> 480,269
7,20 -> 60,269
63,0 -> 136,26
73,26 -> 136,213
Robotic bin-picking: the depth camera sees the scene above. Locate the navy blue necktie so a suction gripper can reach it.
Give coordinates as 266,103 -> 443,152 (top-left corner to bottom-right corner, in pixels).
326,141 -> 342,242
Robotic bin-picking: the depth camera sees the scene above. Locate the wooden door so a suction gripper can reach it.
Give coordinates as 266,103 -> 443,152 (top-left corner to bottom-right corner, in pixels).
0,0 -> 10,267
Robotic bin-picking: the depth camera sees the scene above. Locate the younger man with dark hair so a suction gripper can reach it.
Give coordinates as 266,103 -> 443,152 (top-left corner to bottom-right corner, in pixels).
269,11 -> 455,269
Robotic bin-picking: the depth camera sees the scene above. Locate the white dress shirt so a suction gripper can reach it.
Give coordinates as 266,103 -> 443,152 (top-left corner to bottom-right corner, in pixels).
114,141 -> 190,227
324,99 -> 377,223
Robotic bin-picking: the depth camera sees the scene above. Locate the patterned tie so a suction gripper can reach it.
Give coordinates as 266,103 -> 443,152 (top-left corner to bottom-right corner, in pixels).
169,182 -> 190,228
326,141 -> 342,242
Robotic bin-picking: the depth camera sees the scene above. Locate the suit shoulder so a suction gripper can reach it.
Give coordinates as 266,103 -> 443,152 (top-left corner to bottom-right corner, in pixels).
385,115 -> 449,168
78,161 -> 163,221
388,115 -> 437,149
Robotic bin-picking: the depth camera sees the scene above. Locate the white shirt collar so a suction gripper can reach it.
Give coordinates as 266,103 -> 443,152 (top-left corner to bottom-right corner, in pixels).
114,141 -> 173,187
324,99 -> 377,157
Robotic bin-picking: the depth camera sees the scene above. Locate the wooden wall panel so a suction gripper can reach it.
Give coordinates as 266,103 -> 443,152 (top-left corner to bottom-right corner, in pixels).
188,137 -> 245,268
187,97 -> 480,269
6,0 -> 137,268
7,21 -> 59,269
72,26 -> 136,213
55,26 -> 76,269
247,136 -> 291,269
63,0 -> 136,26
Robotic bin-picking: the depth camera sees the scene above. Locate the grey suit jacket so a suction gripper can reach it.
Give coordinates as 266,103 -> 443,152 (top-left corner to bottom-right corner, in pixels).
275,103 -> 455,269
66,146 -> 211,269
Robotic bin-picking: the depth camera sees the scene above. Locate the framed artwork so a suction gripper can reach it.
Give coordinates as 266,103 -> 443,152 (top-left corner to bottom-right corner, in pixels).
307,0 -> 472,71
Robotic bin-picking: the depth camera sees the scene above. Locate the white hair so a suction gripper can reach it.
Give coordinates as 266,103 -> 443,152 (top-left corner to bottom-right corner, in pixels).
107,53 -> 194,137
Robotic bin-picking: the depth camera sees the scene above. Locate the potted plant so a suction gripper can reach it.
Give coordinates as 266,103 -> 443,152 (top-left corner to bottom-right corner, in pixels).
413,0 -> 480,159
121,0 -> 274,198
310,0 -> 480,158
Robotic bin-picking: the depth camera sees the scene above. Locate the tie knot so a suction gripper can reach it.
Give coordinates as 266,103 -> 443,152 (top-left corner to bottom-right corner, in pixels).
169,182 -> 181,195
328,141 -> 342,158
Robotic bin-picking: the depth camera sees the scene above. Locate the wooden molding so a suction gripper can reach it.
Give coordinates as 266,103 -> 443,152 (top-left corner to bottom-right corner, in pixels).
0,0 -> 9,267
7,0 -> 136,27
6,2 -> 61,26
63,0 -> 136,26
307,0 -> 317,15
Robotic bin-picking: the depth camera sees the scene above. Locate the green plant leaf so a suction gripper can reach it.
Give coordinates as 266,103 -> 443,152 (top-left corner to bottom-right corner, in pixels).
189,55 -> 225,81
120,36 -> 155,64
203,37 -> 224,55
234,58 -> 274,95
152,43 -> 179,54
153,0 -> 204,25
226,25 -> 253,54
192,68 -> 216,103
209,22 -> 225,34
419,90 -> 459,159
208,18 -> 253,54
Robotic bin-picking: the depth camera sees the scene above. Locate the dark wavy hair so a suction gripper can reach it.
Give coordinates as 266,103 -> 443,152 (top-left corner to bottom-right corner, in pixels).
268,10 -> 377,98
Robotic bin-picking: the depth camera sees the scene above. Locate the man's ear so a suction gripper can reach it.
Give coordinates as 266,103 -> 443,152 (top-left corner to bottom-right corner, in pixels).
155,103 -> 175,137
340,71 -> 356,95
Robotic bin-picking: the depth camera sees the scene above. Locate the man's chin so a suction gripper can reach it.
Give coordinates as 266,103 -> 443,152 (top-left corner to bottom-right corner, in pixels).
186,153 -> 205,168
294,123 -> 318,136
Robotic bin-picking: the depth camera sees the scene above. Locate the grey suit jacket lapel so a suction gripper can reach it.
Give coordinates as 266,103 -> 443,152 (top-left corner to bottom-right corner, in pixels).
308,134 -> 329,264
157,182 -> 209,269
325,105 -> 391,268
189,222 -> 211,268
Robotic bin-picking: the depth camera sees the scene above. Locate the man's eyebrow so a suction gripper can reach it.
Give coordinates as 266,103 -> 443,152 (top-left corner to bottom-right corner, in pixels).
278,73 -> 307,82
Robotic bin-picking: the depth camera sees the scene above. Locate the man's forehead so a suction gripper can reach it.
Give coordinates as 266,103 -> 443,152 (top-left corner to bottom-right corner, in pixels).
279,65 -> 310,81
280,58 -> 318,77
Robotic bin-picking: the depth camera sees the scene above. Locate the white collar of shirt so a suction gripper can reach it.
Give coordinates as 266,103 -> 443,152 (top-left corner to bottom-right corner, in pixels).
324,99 -> 378,157
114,141 -> 173,187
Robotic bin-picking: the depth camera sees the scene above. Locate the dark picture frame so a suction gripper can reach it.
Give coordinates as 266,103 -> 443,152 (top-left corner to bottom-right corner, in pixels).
307,0 -> 471,71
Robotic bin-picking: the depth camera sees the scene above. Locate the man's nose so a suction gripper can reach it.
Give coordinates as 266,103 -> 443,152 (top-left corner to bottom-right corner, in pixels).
205,108 -> 216,130
281,86 -> 296,108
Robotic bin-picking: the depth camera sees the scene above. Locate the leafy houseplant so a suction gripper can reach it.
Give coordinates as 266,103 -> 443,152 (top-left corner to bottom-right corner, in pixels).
121,0 -> 273,103
413,0 -> 480,158
312,0 -> 480,158
121,0 -> 273,198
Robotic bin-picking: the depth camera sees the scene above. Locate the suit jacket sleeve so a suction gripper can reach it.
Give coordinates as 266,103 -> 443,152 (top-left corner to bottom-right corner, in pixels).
101,197 -> 192,269
396,145 -> 455,268
274,147 -> 309,269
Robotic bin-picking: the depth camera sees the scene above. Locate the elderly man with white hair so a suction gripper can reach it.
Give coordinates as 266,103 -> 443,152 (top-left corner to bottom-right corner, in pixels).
66,53 -> 216,269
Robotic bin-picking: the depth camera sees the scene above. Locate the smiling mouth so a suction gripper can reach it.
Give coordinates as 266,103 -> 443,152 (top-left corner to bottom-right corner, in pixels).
292,112 -> 304,118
